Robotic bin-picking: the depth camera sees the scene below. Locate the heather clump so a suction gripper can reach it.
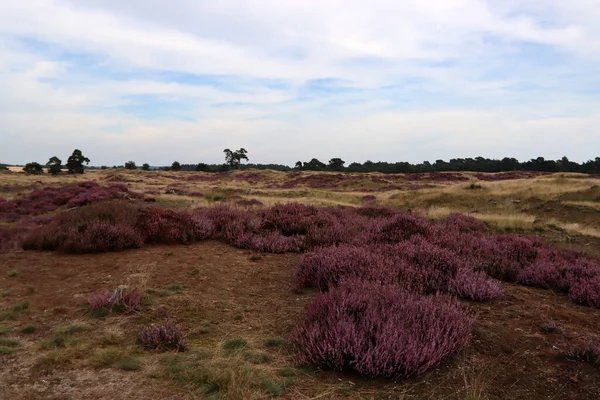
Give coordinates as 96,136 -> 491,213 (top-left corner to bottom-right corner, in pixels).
295,245 -> 396,291
137,319 -> 187,352
0,181 -> 133,222
89,286 -> 143,315
135,207 -> 195,244
291,281 -> 472,377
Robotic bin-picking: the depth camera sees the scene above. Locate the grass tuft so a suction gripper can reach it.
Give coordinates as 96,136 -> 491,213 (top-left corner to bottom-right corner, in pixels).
119,356 -> 142,371
222,338 -> 248,351
21,324 -> 36,334
264,337 -> 286,347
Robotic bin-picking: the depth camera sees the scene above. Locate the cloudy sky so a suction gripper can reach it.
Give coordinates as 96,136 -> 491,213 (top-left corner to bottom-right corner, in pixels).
1,0 -> 599,166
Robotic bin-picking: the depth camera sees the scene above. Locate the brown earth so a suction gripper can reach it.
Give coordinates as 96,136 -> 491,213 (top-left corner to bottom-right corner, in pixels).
2,240 -> 600,399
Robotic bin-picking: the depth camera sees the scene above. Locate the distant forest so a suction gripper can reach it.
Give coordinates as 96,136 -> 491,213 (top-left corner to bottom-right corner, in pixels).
143,156 -> 600,174
5,155 -> 600,175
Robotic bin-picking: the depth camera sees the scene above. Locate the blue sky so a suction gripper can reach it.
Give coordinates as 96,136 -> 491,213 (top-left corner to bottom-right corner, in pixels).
1,0 -> 599,166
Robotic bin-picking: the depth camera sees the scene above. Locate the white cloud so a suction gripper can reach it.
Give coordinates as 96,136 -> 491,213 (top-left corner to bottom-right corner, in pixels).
0,0 -> 599,165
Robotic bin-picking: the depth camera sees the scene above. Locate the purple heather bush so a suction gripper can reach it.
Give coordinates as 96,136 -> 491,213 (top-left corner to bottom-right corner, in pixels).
295,245 -> 398,291
563,341 -> 600,363
89,286 -> 143,314
291,281 -> 472,377
569,274 -> 600,308
137,319 -> 187,352
14,194 -> 600,310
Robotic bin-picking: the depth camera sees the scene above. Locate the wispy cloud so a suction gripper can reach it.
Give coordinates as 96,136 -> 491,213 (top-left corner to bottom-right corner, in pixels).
1,0 -> 599,165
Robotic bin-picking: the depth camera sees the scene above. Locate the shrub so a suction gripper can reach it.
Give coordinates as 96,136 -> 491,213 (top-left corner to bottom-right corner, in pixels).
137,319 -> 187,352
564,342 -> 600,363
292,281 -> 472,378
89,286 -> 143,314
448,269 -> 503,301
569,275 -> 600,308
136,207 -> 195,244
261,203 -> 333,236
295,245 -> 396,291
61,221 -> 143,253
374,213 -> 431,243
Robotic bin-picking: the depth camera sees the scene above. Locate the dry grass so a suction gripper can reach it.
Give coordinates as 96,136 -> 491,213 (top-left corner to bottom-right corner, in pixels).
563,201 -> 600,210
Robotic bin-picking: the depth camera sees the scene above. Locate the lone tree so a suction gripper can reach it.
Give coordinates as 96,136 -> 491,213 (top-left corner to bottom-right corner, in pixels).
328,158 -> 345,171
294,161 -> 303,170
125,161 -> 137,170
171,161 -> 182,171
46,156 -> 62,176
23,162 -> 44,175
66,149 -> 90,174
223,148 -> 249,169
142,163 -> 150,171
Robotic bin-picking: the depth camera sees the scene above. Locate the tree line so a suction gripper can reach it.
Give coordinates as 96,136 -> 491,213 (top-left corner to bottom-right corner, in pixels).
7,150 -> 600,175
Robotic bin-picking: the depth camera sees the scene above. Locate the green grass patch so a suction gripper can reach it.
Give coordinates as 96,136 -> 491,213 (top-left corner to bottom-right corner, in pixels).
222,338 -> 247,351
191,269 -> 200,275
10,302 -> 29,312
264,337 -> 286,347
38,336 -> 66,350
165,283 -> 182,292
243,351 -> 272,364
261,378 -> 293,397
119,356 -> 142,371
25,286 -> 35,294
7,270 -> 18,278
91,349 -> 121,368
21,324 -> 36,334
55,325 -> 85,335
0,346 -> 15,355
0,338 -> 19,347
277,367 -> 300,377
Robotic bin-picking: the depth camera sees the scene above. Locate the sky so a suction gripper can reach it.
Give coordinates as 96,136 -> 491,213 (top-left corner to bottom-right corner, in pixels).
1,0 -> 599,166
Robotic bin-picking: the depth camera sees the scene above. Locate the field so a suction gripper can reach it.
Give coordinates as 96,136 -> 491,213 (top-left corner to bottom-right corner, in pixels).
2,168 -> 600,399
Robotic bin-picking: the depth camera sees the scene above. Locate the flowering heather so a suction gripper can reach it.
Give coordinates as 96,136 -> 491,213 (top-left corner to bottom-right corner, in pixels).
0,181 -> 134,221
89,286 -> 143,314
563,341 -> 600,363
569,274 -> 600,308
374,213 -> 432,243
291,282 -> 472,377
137,319 -> 187,352
61,221 -> 143,253
135,207 -> 195,244
16,199 -> 600,310
448,269 -> 503,301
261,203 -> 333,236
295,245 -> 397,291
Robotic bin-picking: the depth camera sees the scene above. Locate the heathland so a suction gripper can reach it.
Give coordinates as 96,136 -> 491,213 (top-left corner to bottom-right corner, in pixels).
1,168 -> 600,399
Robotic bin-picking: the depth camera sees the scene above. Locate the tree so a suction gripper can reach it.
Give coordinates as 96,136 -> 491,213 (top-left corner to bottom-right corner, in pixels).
304,158 -> 326,171
171,161 -> 182,171
46,156 -> 62,176
23,162 -> 44,175
66,149 -> 90,174
223,148 -> 249,169
328,158 -> 345,171
294,161 -> 303,170
124,161 -> 137,170
142,163 -> 150,171
196,163 -> 209,172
